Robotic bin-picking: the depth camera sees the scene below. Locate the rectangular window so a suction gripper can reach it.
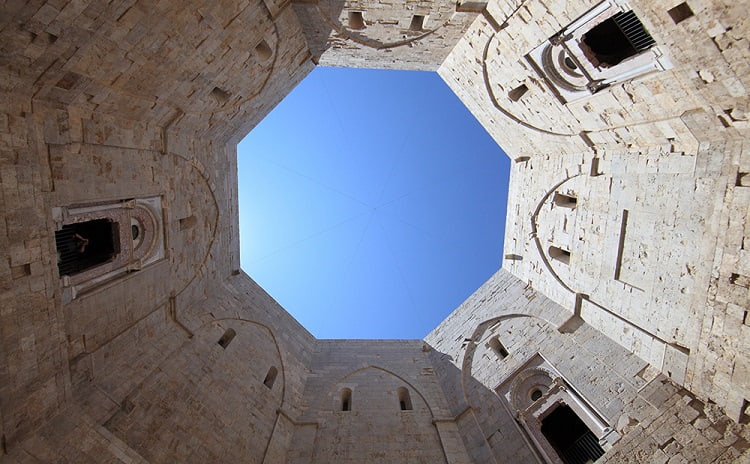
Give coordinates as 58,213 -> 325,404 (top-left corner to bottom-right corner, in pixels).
55,219 -> 118,276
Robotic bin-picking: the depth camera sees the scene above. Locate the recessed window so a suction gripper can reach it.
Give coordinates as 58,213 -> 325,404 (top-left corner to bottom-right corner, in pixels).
549,246 -> 571,265
398,387 -> 413,410
341,388 -> 352,411
488,336 -> 509,359
553,192 -> 577,209
348,11 -> 365,30
668,3 -> 694,24
737,172 -> 749,187
508,83 -> 529,102
255,40 -> 272,61
263,366 -> 278,389
217,328 -> 236,349
211,86 -> 231,104
581,10 -> 656,67
530,388 -> 543,402
55,219 -> 118,276
179,215 -> 197,230
541,404 -> 605,464
409,15 -> 425,31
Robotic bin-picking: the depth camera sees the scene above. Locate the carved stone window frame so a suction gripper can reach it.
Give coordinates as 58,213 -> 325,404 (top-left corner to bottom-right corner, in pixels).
527,0 -> 672,102
52,196 -> 166,302
495,354 -> 620,463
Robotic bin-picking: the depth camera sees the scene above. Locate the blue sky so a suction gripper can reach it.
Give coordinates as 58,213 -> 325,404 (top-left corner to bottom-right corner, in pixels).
238,67 -> 509,339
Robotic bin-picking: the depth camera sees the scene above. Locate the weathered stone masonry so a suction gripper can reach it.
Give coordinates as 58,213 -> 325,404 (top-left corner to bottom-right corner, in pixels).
0,0 -> 748,463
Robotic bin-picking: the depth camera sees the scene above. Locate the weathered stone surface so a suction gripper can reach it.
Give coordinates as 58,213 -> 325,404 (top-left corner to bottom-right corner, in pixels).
0,0 -> 748,463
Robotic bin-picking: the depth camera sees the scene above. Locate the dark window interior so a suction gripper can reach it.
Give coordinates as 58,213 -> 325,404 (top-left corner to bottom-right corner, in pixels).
582,11 -> 655,67
55,219 -> 118,276
341,388 -> 352,411
218,328 -> 236,349
541,405 -> 605,464
668,3 -> 694,24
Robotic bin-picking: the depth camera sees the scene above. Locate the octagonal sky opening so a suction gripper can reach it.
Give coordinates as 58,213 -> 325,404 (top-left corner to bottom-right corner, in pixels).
238,67 -> 510,339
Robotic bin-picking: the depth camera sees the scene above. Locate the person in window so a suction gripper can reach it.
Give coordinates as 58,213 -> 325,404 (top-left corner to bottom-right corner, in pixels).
73,233 -> 89,253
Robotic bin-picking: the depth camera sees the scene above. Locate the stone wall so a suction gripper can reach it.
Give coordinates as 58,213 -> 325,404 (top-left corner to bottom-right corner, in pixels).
426,268 -> 750,463
0,0 -> 748,462
438,0 -> 750,422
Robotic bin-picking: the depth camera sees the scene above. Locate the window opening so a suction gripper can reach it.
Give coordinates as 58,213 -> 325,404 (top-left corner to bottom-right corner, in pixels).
737,172 -> 749,187
508,83 -> 529,102
180,215 -> 197,230
409,15 -> 425,31
211,87 -> 231,104
488,336 -> 509,359
55,219 -> 118,277
348,11 -> 366,30
255,40 -> 272,61
217,328 -> 236,349
398,387 -> 413,410
541,404 -> 605,464
549,246 -> 571,265
531,388 -> 544,402
263,366 -> 278,389
553,192 -> 578,209
581,10 -> 656,67
341,388 -> 352,411
668,3 -> 694,24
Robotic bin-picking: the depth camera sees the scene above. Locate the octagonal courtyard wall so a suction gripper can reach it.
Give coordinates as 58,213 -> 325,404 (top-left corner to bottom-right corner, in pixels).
0,0 -> 748,463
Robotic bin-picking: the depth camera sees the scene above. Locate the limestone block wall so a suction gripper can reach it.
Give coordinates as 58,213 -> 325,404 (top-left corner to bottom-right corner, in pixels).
0,0 -> 314,452
0,0 -> 314,145
1,0 -> 748,462
287,340 -> 473,464
438,0 -> 750,421
426,268 -> 750,464
292,0 -> 481,71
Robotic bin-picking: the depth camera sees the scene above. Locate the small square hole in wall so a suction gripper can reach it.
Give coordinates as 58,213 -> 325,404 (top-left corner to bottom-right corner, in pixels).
255,40 -> 272,61
410,15 -> 425,31
348,11 -> 366,30
736,172 -> 749,187
508,84 -> 528,102
668,3 -> 694,24
11,263 -> 32,279
211,87 -> 231,105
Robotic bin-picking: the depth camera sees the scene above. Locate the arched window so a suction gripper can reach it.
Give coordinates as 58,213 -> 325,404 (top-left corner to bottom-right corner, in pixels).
340,388 -> 352,411
398,387 -> 413,411
217,328 -> 236,349
263,366 -> 278,389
